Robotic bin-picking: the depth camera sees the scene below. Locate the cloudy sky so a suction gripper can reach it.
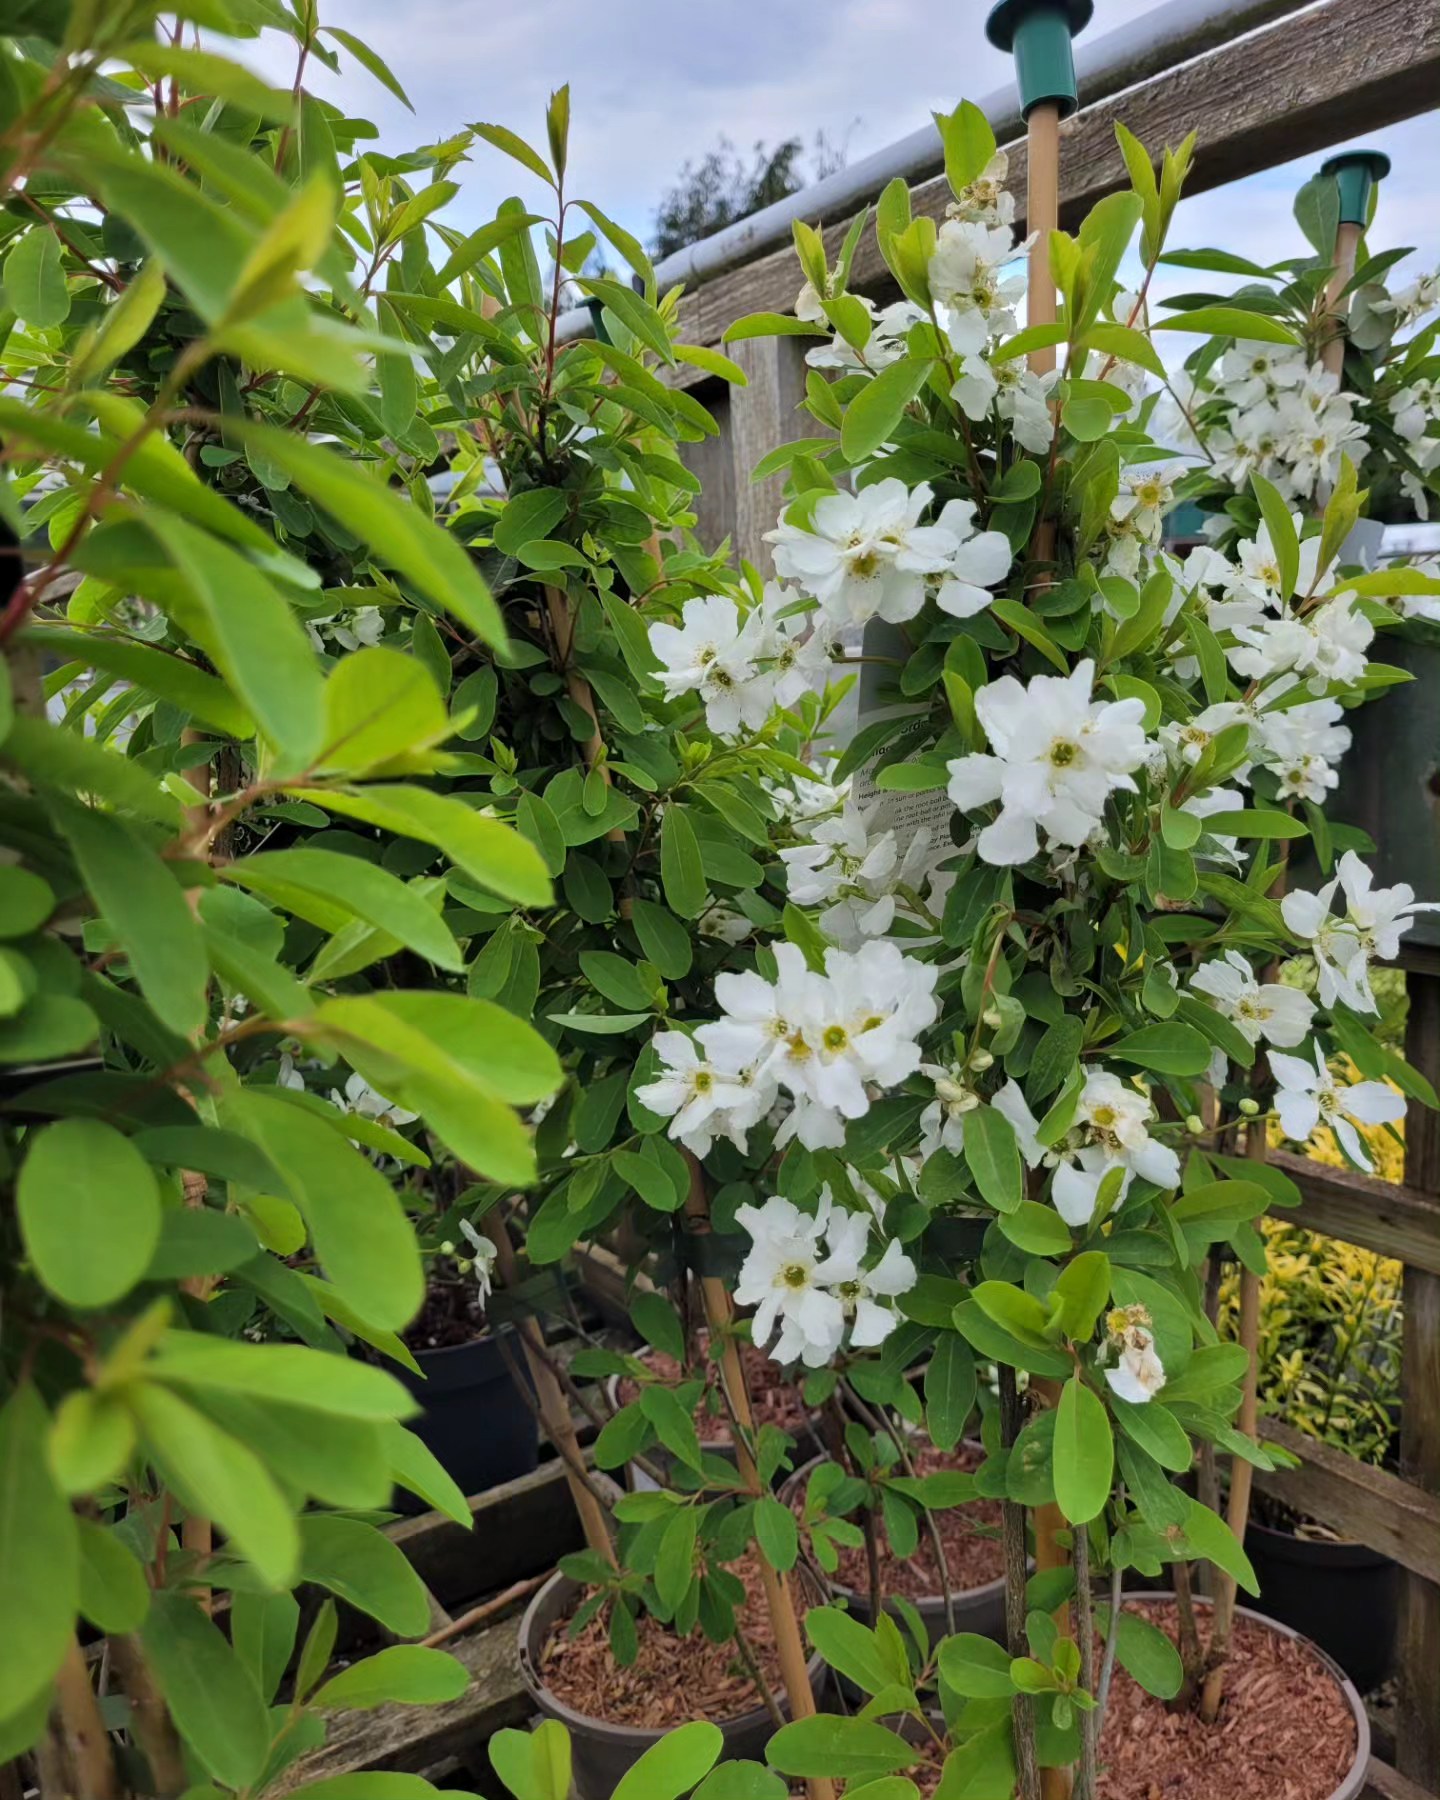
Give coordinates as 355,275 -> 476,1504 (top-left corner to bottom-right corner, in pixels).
247,0 -> 1438,301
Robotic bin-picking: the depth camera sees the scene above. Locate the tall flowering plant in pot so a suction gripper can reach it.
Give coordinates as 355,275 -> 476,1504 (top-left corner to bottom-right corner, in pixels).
0,8 -> 572,1799
622,97 -> 1440,1800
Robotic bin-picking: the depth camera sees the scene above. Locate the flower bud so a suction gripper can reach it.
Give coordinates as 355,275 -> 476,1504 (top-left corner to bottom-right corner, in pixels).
439,1239 -> 456,1255
1185,1114 -> 1204,1134
982,1007 -> 1003,1029
1239,1097 -> 1260,1116
969,1048 -> 995,1071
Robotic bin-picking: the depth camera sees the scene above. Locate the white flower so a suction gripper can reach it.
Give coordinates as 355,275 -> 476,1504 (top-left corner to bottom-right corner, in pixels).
779,801 -> 932,946
457,1218 -> 498,1309
308,606 -> 386,654
928,218 -> 1025,332
803,1208 -> 917,1355
754,581 -> 832,709
647,594 -> 774,736
806,297 -> 925,373
634,1030 -> 762,1157
1051,1070 -> 1180,1227
1282,851 -> 1439,1013
1190,949 -> 1315,1047
992,1079 -> 1047,1167
946,659 -> 1150,865
1390,376 -> 1439,444
994,359 -> 1057,453
1230,514 -> 1324,606
734,1194 -> 842,1363
1269,1043 -> 1405,1173
1230,593 -> 1373,695
767,479 -> 965,629
919,1064 -> 980,1157
947,150 -> 1014,228
931,497 -> 1013,619
1102,1306 -> 1166,1404
333,1072 -> 418,1130
1373,268 -> 1440,332
1111,466 -> 1178,545
1217,341 -> 1307,410
1253,698 -> 1350,803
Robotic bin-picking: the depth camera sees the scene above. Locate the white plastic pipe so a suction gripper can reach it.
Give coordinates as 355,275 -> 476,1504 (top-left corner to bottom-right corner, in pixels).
555,0 -> 1319,341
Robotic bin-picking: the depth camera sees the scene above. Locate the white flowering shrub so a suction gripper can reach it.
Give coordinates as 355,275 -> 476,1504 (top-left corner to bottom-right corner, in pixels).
617,105 -> 1440,1792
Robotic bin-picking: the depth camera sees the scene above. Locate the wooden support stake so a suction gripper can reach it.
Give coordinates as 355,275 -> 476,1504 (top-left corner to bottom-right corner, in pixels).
682,1156 -> 833,1800
1025,99 -> 1060,583
1320,218 -> 1364,381
481,1212 -> 616,1567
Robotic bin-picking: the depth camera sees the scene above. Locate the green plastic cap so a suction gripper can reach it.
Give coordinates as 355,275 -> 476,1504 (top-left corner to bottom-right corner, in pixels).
1320,149 -> 1391,226
985,0 -> 1093,118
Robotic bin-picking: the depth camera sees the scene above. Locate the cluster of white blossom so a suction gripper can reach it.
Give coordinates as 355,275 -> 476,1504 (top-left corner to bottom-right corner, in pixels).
648,583 -> 832,736
1280,850 -> 1437,1014
733,1190 -> 917,1366
779,796 -> 934,947
636,940 -> 940,1154
1269,1043 -> 1404,1174
946,658 -> 1152,866
766,479 -> 1012,631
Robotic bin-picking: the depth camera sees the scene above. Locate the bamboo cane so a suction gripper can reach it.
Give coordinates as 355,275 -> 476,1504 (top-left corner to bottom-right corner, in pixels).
682,1155 -> 833,1800
1317,150 -> 1388,380
1319,220 -> 1364,382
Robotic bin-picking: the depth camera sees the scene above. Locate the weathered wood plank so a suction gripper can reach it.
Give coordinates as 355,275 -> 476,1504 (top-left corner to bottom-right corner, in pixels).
1362,1757 -> 1437,1800
273,1615 -> 529,1792
387,1457 -> 586,1611
1270,1151 -> 1440,1277
1398,973 -> 1440,1791
665,0 -> 1440,370
1251,1420 -> 1440,1587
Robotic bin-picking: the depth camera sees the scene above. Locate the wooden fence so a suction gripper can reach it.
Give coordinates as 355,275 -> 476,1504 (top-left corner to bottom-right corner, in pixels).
659,3 -> 1440,1793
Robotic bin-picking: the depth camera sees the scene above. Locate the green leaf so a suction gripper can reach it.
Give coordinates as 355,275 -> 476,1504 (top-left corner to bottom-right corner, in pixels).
723,313 -> 829,342
381,1422 -> 471,1528
840,357 -> 933,462
231,1590 -> 299,1707
936,98 -> 997,192
48,795 -> 207,1038
139,1592 -> 271,1787
1100,1607 -> 1183,1700
220,1090 -> 422,1332
755,1496 -> 799,1572
803,1607 -> 897,1697
1152,308 -> 1300,345
305,786 -> 551,908
1107,1022 -> 1210,1078
1111,1395 -> 1192,1473
1250,471 -> 1300,602
318,643 -> 452,774
997,1201 -> 1073,1256
0,1386 -> 77,1715
130,1382 -> 299,1589
145,1335 -> 415,1420
76,1518 -> 148,1634
693,1765 -> 787,1800
1180,1495 -> 1258,1595
22,626 -> 251,739
936,1632 -> 1016,1699
630,899 -> 692,979
490,1719 -> 572,1800
1198,809 -> 1307,839
1053,1252 -> 1111,1341
436,211 -> 545,286
660,804 -> 707,917
226,849 -> 463,972
614,1721 -> 724,1800
471,119 -> 554,185
924,1332 -> 977,1452
321,26 -> 414,109
1053,1376 -> 1113,1526
298,1514 -> 432,1636
312,1646 -> 468,1710
2,716 -> 180,830
3,228 -> 69,328
18,1118 -> 160,1310
963,1104 -> 1023,1214
639,1384 -> 703,1473
142,511 -> 325,769
579,276 -> 674,366
242,426 -> 505,649
766,1716 -> 916,1781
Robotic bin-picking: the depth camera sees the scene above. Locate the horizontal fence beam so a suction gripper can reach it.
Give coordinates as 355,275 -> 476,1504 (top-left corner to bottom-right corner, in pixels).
1272,1151 -> 1440,1277
1253,1419 -> 1440,1585
667,0 -> 1440,371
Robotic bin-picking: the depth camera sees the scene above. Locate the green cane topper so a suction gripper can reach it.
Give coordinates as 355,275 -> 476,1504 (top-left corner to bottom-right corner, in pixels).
984,0 -> 1093,119
1320,147 -> 1391,225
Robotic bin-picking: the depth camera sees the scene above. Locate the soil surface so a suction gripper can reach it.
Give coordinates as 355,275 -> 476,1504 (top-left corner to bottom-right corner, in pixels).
791,1442 -> 1006,1600
616,1335 -> 815,1446
402,1273 -> 489,1352
1094,1601 -> 1358,1800
538,1552 -> 803,1730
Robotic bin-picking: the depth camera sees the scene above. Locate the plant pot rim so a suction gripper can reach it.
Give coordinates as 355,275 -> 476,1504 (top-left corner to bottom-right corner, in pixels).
1118,1590 -> 1371,1800
519,1569 -> 826,1746
781,1447 -> 1009,1611
403,1320 -> 511,1364
1245,1514 -> 1395,1570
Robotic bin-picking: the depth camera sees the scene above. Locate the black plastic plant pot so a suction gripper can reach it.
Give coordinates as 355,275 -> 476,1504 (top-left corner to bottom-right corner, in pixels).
1245,1519 -> 1399,1693
781,1450 -> 1009,1652
519,1572 -> 828,1800
390,1326 -> 537,1513
1118,1592 -> 1371,1800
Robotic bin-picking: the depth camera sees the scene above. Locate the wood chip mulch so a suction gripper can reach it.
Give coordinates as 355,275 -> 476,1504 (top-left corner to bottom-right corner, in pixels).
791,1442 -> 1006,1599
1096,1601 -> 1358,1800
616,1336 -> 813,1446
538,1551 -> 796,1731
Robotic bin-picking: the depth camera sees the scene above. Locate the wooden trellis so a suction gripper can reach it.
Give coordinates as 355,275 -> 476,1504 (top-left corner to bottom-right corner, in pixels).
658,3 -> 1440,1794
